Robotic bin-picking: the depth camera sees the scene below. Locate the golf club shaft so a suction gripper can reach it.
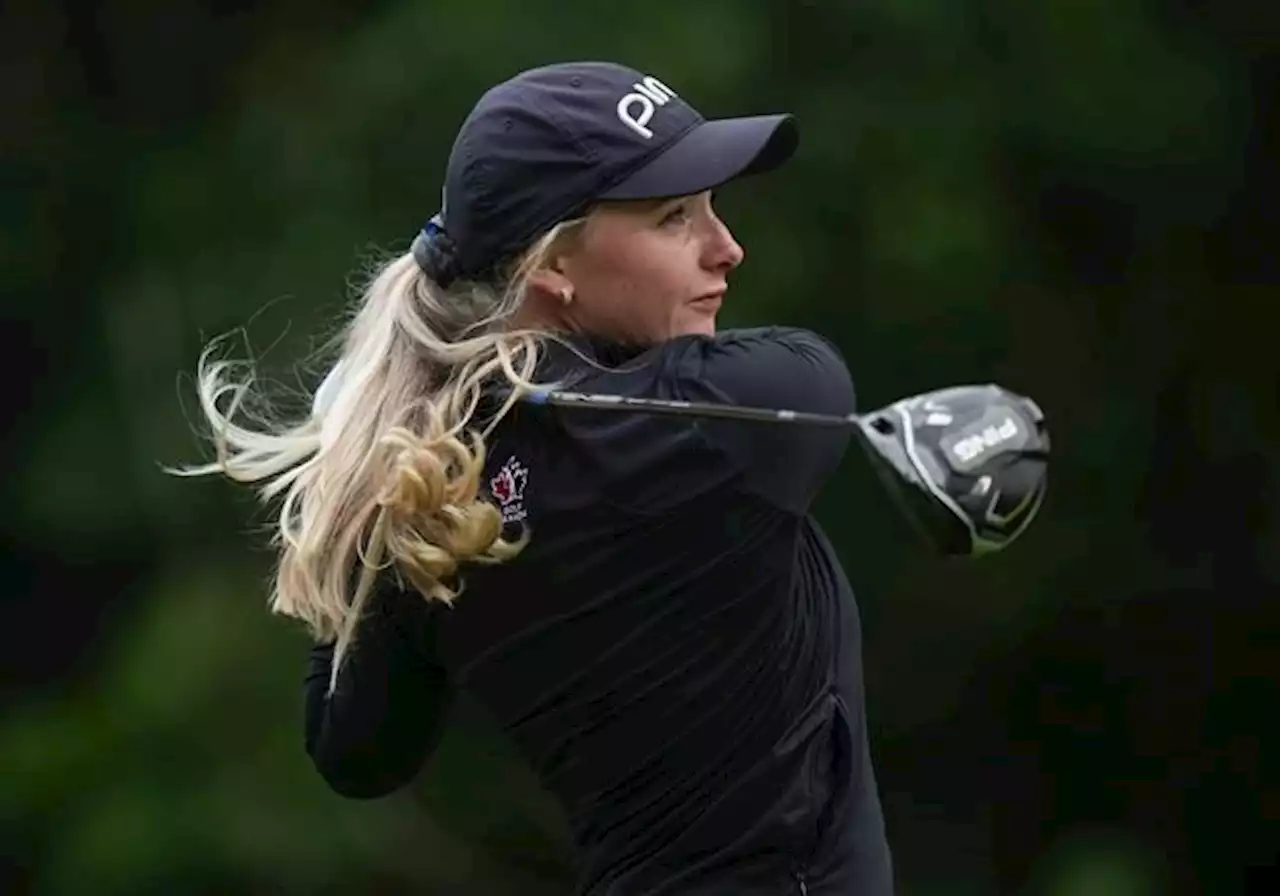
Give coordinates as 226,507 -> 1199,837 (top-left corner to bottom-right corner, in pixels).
524,388 -> 866,429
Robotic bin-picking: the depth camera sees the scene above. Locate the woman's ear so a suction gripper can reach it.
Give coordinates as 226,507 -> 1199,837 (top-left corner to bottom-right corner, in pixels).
525,266 -> 574,304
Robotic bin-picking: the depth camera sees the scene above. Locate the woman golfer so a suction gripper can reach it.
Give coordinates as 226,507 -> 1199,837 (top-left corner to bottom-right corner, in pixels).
178,61 -> 894,895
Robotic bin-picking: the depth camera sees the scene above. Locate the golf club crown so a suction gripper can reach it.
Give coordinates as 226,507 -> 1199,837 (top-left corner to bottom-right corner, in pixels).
858,384 -> 1050,556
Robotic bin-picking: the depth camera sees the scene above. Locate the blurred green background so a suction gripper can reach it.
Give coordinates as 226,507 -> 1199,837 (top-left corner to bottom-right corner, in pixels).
3,1 -> 1276,894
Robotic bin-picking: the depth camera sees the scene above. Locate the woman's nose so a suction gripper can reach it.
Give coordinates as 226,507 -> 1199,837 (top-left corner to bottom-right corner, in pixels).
704,216 -> 745,272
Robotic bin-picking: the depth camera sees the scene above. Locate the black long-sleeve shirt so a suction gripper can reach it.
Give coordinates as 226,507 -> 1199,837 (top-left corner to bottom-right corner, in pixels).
304,327 -> 894,895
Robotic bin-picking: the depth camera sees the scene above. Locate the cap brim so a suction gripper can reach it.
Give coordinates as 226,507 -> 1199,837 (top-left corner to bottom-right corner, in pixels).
598,113 -> 798,202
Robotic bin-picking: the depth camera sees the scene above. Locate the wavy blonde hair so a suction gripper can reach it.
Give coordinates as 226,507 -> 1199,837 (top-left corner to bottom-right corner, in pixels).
169,218 -> 587,687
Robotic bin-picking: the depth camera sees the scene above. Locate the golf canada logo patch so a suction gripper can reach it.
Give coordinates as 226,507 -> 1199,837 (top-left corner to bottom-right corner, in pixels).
489,456 -> 529,524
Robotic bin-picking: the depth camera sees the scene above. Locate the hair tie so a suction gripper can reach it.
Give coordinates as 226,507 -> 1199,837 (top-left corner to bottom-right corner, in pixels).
411,213 -> 462,287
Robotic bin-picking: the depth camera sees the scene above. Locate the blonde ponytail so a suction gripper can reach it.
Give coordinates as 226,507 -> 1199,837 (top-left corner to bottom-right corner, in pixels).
170,219 -> 585,684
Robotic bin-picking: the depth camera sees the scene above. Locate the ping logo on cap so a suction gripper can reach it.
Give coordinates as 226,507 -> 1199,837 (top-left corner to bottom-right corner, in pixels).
616,75 -> 678,139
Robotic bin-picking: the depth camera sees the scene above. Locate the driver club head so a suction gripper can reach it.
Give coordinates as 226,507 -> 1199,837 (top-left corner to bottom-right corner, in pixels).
856,384 -> 1050,557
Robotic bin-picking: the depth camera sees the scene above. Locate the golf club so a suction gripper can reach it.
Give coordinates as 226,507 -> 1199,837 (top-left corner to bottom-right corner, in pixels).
523,384 -> 1050,557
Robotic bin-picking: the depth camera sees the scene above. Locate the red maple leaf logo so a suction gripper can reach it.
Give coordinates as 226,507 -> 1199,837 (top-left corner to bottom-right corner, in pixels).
489,457 -> 527,506
491,470 -> 514,504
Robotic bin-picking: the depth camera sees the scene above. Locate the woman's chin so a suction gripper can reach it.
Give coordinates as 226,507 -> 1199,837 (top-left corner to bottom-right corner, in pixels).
673,312 -> 718,338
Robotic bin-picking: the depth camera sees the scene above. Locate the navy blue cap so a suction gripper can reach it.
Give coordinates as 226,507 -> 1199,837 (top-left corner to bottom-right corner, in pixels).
412,61 -> 799,287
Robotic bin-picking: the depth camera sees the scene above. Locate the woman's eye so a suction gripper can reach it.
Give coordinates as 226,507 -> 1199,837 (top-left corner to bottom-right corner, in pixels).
660,204 -> 690,226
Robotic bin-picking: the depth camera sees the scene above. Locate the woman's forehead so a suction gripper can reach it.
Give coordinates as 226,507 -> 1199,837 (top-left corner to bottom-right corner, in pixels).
594,192 -> 701,219
579,201 -> 659,236
596,197 -> 669,215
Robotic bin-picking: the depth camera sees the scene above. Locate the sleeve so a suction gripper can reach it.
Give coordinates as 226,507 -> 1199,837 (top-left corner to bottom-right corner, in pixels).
303,580 -> 454,800
670,326 -> 856,513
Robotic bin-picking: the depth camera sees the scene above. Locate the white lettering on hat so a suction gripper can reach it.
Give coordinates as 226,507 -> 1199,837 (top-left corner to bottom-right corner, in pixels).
616,75 -> 678,139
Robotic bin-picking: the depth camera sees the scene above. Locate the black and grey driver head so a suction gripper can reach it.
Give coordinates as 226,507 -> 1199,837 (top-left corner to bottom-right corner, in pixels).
855,384 -> 1050,557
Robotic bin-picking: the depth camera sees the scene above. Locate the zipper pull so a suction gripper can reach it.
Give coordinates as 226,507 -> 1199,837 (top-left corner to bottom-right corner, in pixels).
796,871 -> 809,895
